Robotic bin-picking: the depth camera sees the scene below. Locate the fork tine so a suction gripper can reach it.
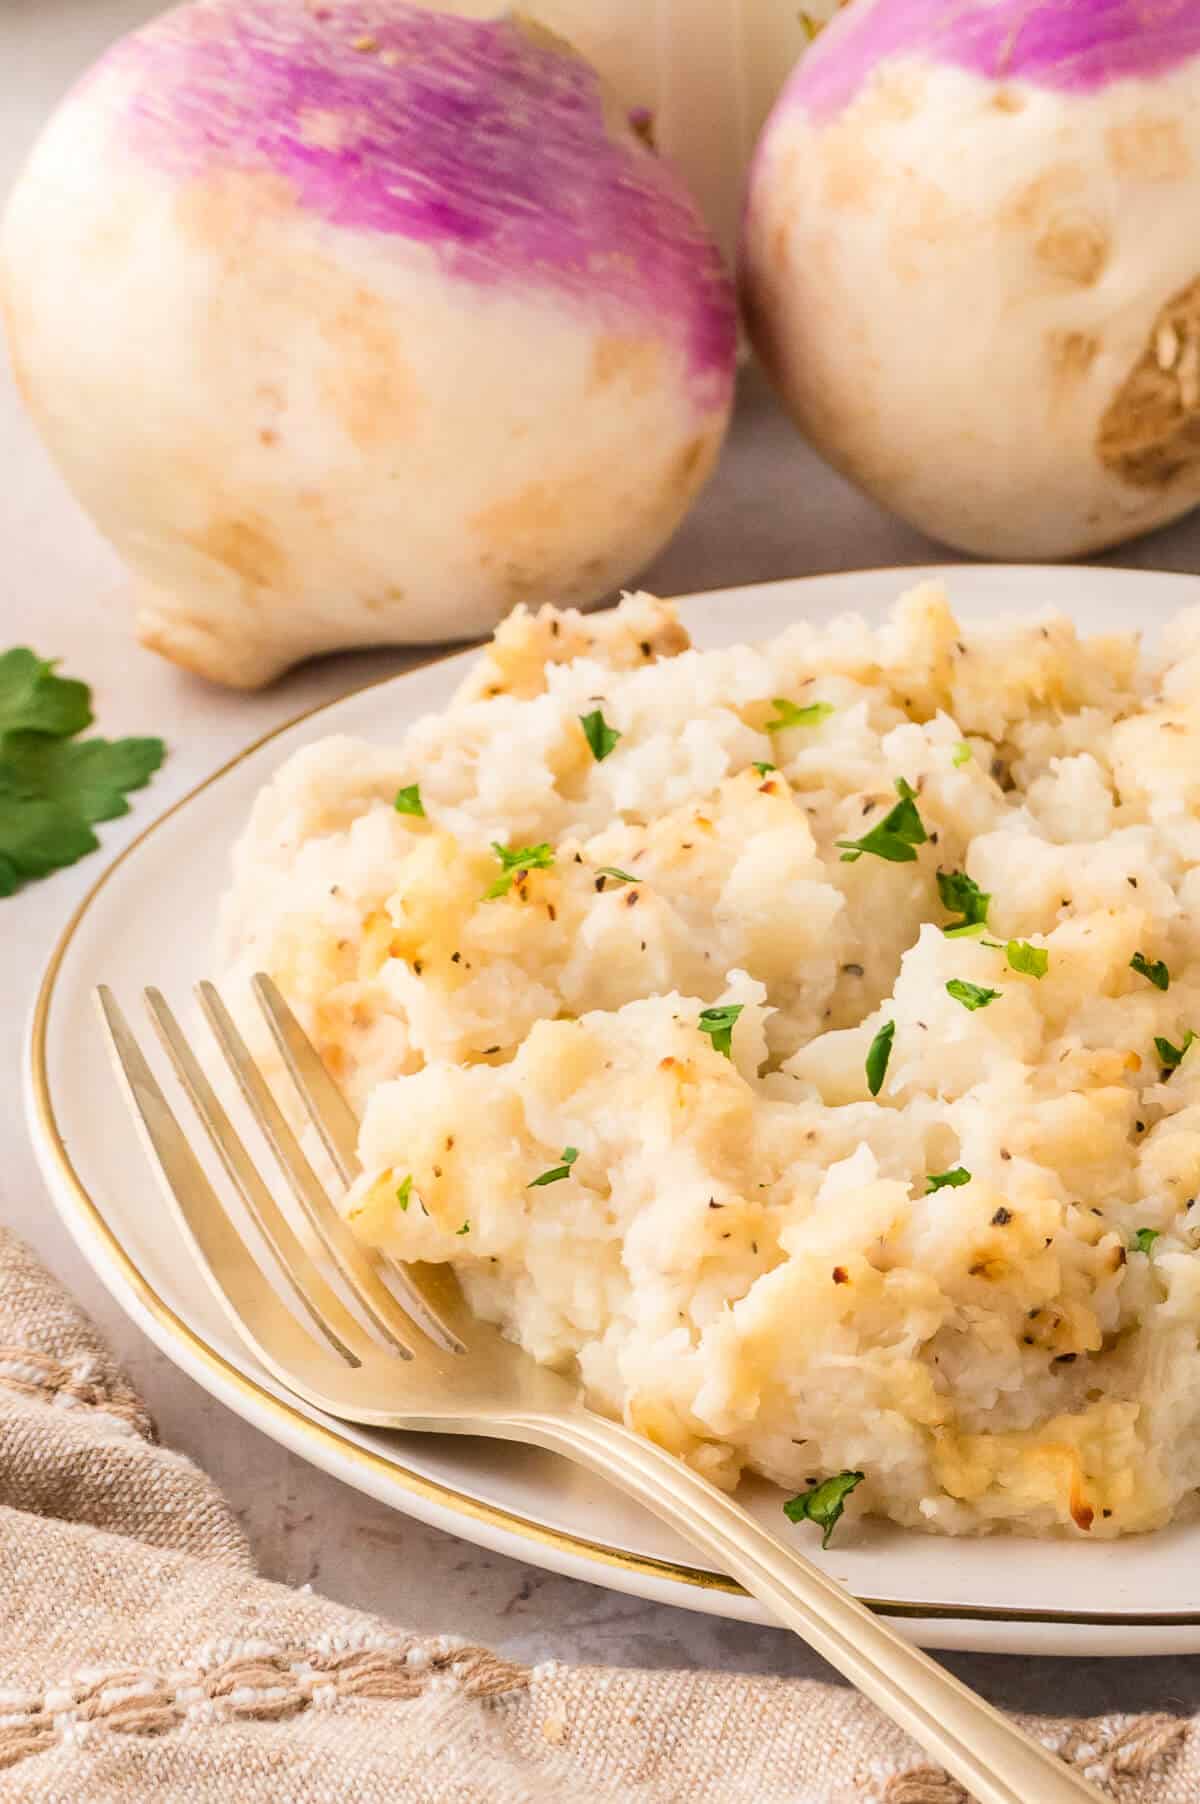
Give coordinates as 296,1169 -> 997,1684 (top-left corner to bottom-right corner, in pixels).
250,973 -> 361,1185
145,988 -> 375,1367
95,986 -> 360,1375
249,973 -> 470,1348
196,981 -> 431,1358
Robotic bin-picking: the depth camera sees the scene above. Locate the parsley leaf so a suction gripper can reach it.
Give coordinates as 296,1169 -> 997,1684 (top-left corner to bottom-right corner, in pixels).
1131,952 -> 1169,992
1155,1030 -> 1196,1077
1006,940 -> 1049,979
394,784 -> 425,817
0,657 -> 165,897
866,1020 -> 895,1096
0,732 -> 164,826
926,1167 -> 971,1192
580,709 -> 621,762
528,1147 -> 580,1188
697,1003 -> 743,1058
0,649 -> 91,737
485,841 -> 554,899
455,1221 -> 470,1235
783,1470 -> 865,1548
952,742 -> 973,768
765,698 -> 834,732
752,761 -> 777,777
0,794 -> 98,897
596,866 -> 639,885
946,979 -> 1001,1011
1132,1227 -> 1160,1256
837,778 -> 928,864
937,869 -> 990,935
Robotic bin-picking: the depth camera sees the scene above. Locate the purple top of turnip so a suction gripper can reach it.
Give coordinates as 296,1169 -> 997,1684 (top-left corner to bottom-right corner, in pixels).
790,0 -> 1200,122
95,0 -> 735,395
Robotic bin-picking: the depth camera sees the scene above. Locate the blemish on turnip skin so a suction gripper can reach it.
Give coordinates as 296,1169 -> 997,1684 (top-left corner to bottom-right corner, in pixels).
1099,272 -> 1200,489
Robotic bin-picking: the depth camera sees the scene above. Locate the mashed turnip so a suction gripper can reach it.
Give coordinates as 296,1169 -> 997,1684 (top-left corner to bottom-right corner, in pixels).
221,583 -> 1200,1539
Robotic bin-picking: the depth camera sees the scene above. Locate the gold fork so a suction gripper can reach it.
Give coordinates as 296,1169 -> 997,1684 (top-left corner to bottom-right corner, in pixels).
97,974 -> 1105,1804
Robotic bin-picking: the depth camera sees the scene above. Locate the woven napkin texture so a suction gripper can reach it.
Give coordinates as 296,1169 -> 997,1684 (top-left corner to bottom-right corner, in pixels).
0,1225 -> 1189,1803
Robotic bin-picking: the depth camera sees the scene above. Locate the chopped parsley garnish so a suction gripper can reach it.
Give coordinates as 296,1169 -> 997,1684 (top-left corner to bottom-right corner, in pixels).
952,742 -> 973,768
1005,940 -> 1049,979
765,698 -> 834,732
596,866 -> 639,885
455,1221 -> 470,1235
837,778 -> 927,865
697,1003 -> 743,1058
926,1167 -> 971,1193
528,1147 -> 580,1188
1132,1227 -> 1160,1256
393,784 -> 425,817
866,1020 -> 895,1096
752,761 -> 777,776
396,1175 -> 413,1212
937,869 -> 990,935
1155,1030 -> 1196,1077
580,709 -> 621,762
783,1470 -> 865,1548
485,841 -> 554,899
0,650 -> 165,897
1131,952 -> 1170,992
946,979 -> 1001,1011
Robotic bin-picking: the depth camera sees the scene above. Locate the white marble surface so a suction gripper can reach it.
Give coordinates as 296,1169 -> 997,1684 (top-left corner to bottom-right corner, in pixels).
5,0 -> 1200,1734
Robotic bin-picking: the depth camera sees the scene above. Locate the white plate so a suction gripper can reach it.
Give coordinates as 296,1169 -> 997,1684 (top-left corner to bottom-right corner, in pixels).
26,565 -> 1200,1657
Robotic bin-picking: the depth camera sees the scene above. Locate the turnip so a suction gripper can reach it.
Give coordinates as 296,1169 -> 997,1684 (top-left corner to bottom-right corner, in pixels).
743,0 -> 1200,559
1,2 -> 736,687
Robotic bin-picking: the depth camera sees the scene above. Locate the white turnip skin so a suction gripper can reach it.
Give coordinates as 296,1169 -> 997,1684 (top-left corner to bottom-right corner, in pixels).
743,0 -> 1200,559
1,2 -> 736,687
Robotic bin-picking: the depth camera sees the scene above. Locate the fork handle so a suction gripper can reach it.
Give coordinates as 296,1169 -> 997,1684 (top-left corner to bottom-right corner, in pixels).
511,1409 -> 1104,1804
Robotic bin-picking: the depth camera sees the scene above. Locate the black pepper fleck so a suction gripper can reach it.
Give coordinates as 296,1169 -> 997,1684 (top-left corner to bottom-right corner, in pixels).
991,1207 -> 1012,1226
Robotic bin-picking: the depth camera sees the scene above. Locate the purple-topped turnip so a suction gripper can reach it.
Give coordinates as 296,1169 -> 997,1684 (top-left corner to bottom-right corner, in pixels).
743,0 -> 1200,558
1,2 -> 736,687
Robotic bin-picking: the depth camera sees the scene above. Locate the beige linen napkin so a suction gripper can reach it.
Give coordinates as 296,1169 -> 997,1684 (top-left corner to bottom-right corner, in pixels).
0,1226 -> 1189,1804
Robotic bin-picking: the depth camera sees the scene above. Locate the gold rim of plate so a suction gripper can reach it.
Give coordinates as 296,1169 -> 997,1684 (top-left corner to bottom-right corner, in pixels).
26,622 -> 1200,1630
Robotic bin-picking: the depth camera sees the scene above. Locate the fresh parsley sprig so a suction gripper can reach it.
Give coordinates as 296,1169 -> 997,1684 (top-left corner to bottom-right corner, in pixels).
0,650 -> 164,897
838,779 -> 927,865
